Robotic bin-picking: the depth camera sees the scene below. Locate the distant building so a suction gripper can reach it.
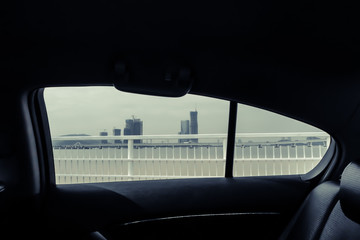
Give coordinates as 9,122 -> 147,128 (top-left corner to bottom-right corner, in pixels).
124,117 -> 143,143
113,128 -> 121,144
190,111 -> 198,143
180,120 -> 190,134
124,119 -> 133,137
100,131 -> 108,144
178,120 -> 190,143
178,110 -> 198,143
133,119 -> 143,136
52,134 -> 102,147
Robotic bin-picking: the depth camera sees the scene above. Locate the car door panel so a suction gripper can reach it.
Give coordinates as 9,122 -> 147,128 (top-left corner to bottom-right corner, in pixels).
47,176 -> 311,239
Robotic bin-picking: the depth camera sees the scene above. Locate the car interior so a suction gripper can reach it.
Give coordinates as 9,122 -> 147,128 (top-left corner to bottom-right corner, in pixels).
2,1 -> 360,239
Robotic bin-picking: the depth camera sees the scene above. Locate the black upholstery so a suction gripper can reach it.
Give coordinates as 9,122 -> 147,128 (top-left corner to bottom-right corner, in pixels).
319,202 -> 360,240
280,161 -> 360,240
279,181 -> 340,240
339,160 -> 360,224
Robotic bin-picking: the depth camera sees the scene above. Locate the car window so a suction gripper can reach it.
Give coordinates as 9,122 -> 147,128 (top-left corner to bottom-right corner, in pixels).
43,87 -> 330,184
44,87 -> 229,184
234,104 -> 330,176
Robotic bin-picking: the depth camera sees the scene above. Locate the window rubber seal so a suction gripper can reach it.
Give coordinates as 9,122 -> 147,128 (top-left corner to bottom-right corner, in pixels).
30,88 -> 56,189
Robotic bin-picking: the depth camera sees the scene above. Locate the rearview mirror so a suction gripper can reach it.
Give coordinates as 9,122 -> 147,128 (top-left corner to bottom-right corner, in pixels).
113,57 -> 193,97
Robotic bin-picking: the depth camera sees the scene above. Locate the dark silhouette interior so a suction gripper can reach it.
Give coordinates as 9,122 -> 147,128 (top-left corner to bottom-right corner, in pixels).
1,1 -> 360,239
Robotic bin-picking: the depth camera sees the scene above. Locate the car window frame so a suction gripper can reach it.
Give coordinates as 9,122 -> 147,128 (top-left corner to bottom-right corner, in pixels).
33,86 -> 336,186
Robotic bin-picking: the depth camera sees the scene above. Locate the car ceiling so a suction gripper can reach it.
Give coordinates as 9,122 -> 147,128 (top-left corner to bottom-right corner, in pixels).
2,0 -> 360,139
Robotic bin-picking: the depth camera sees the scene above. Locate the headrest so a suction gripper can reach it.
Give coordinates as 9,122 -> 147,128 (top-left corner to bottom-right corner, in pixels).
339,160 -> 360,223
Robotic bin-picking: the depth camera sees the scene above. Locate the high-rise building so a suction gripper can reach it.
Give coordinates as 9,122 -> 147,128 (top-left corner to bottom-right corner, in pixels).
190,111 -> 198,134
180,120 -> 190,134
190,111 -> 198,143
178,120 -> 190,143
113,128 -> 121,144
124,119 -> 133,136
133,119 -> 143,136
99,131 -> 108,144
178,111 -> 199,143
124,117 -> 143,143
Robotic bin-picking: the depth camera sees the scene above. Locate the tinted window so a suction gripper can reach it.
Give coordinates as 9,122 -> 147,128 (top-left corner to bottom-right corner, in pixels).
43,87 -> 330,184
234,104 -> 330,176
44,87 -> 229,183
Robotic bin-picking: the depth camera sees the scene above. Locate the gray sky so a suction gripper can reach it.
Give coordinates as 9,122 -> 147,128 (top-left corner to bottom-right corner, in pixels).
44,86 -> 322,137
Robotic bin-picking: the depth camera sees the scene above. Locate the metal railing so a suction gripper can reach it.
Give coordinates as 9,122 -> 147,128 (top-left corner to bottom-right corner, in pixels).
52,132 -> 330,184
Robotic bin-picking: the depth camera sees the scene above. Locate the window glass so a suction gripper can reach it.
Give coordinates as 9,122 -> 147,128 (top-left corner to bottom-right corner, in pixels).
44,87 -> 331,183
234,104 -> 330,177
44,87 -> 229,184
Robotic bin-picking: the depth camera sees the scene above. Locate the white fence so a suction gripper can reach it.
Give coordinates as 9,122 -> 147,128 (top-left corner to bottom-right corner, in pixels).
52,133 -> 330,184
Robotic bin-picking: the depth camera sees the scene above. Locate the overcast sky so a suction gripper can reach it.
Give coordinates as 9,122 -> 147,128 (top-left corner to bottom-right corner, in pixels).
44,86 -> 322,137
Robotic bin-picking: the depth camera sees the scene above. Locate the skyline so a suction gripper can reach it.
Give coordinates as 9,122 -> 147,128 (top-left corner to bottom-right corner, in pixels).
44,87 -> 324,138
59,110 -> 199,139
44,87 -> 229,137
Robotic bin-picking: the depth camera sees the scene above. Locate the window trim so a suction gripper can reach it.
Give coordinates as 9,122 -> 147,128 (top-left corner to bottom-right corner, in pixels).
301,138 -> 337,182
31,88 -> 56,187
225,101 -> 237,178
